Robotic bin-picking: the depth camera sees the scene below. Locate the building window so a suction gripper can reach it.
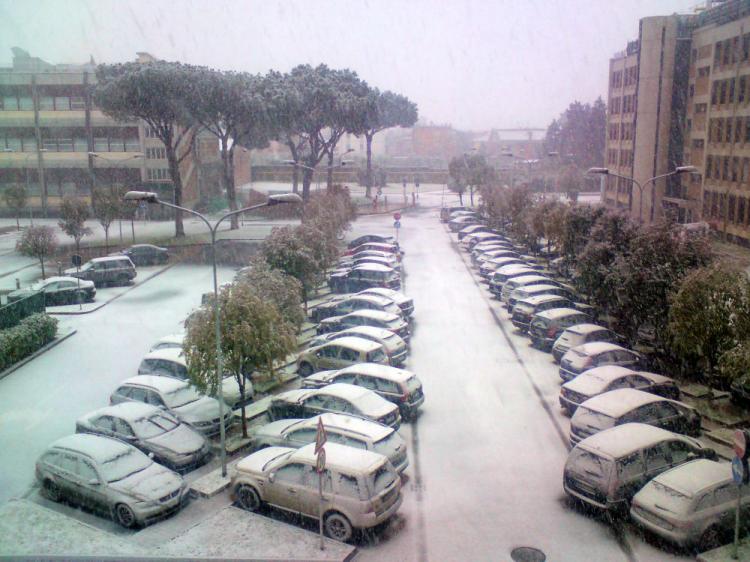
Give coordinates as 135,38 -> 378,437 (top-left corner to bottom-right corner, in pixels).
699,66 -> 711,77
737,117 -> 744,143
730,78 -> 736,103
726,118 -> 733,143
146,147 -> 166,159
723,39 -> 731,65
706,155 -> 713,178
716,118 -> 724,142
743,158 -> 750,183
723,157 -> 730,180
695,103 -> 707,114
693,138 -> 705,149
715,41 -> 723,65
145,126 -> 158,138
733,157 -> 740,182
720,81 -> 728,104
739,197 -> 747,225
147,168 -> 171,181
730,195 -> 737,222
741,77 -> 747,103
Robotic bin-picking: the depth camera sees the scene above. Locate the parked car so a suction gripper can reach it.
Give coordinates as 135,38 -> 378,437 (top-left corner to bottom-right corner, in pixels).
317,310 -> 410,341
267,383 -> 402,429
357,287 -> 414,317
339,255 -> 401,271
506,283 -> 570,311
7,276 -> 96,306
563,423 -> 716,514
569,388 -> 702,446
440,206 -> 468,222
479,257 -> 526,280
348,234 -> 395,248
501,275 -> 559,306
489,266 -> 539,296
559,365 -> 681,415
461,232 -> 505,251
301,362 -> 424,418
116,244 -> 169,266
559,342 -> 642,382
75,402 -> 211,471
471,241 -> 515,259
329,264 -> 400,293
296,336 -> 389,376
448,216 -> 479,232
344,242 -> 402,259
251,413 -> 409,473
231,442 -> 402,542
457,224 -> 493,240
551,324 -> 621,363
65,256 -> 137,287
307,326 -> 408,366
472,249 -> 519,267
149,333 -> 185,352
528,308 -> 592,350
35,433 -> 187,528
110,375 -> 234,436
137,347 -> 252,408
512,294 -> 573,332
631,459 -> 749,551
310,294 -> 403,323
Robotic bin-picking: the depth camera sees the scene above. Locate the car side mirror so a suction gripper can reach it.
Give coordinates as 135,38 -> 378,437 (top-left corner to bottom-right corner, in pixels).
89,478 -> 100,486
268,472 -> 276,483
703,448 -> 718,461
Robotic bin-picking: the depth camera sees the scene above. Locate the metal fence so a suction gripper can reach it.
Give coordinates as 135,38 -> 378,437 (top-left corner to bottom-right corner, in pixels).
0,291 -> 45,330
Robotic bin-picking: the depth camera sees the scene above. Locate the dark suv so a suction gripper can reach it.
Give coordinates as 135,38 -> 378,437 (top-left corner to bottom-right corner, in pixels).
328,264 -> 401,293
66,256 -> 137,287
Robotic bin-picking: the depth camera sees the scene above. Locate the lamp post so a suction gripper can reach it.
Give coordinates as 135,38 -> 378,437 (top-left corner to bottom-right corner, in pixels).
586,166 -> 698,223
90,152 -> 144,243
122,190 -> 303,476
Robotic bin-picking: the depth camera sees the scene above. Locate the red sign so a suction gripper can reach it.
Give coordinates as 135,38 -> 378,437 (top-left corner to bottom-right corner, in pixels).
393,212 -> 401,221
734,429 -> 747,458
316,448 -> 326,474
315,418 -> 327,455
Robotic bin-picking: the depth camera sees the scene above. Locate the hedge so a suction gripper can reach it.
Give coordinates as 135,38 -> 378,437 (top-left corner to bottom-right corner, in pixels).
0,291 -> 45,330
0,313 -> 58,372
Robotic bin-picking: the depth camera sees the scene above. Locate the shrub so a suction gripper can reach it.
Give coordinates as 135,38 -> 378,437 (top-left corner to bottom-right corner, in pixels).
0,313 -> 58,371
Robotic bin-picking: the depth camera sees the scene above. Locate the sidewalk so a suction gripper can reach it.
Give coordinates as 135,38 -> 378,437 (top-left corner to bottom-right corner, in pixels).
697,538 -> 750,562
0,499 -> 356,561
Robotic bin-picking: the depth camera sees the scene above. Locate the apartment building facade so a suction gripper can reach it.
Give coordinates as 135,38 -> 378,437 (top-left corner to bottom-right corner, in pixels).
0,48 -> 217,217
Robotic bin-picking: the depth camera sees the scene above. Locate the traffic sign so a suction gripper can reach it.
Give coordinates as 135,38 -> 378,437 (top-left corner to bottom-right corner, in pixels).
393,212 -> 401,221
394,220 -> 401,229
732,457 -> 745,485
316,448 -> 326,474
71,254 -> 82,267
734,429 -> 747,458
314,418 -> 327,454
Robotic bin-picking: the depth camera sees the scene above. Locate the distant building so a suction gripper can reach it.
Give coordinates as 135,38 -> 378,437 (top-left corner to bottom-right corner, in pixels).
0,48 -> 218,217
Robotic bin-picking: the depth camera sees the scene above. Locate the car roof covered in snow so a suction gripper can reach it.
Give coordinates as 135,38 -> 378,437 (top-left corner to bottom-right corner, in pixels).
78,401 -> 162,424
578,388 -> 664,418
518,294 -> 568,306
572,342 -> 630,356
307,413 -> 392,440
565,323 -> 610,335
317,336 -> 382,353
337,326 -> 398,340
338,362 -> 415,382
577,423 -> 697,459
50,433 -> 138,464
649,459 -> 730,498
292,442 -> 387,472
352,263 -> 394,273
534,307 -> 586,320
121,375 -> 188,392
343,309 -> 400,322
564,366 -> 637,394
142,347 -> 185,363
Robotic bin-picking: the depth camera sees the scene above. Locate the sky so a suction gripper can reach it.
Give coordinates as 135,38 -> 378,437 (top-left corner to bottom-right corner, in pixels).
0,0 -> 697,131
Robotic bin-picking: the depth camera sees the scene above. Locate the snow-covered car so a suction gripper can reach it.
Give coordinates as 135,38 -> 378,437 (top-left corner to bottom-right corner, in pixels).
551,323 -> 620,363
630,459 -> 748,551
356,287 -> 414,317
347,235 -> 396,249
559,342 -> 642,382
267,383 -> 401,429
457,224 -> 494,240
137,347 -> 252,408
75,402 -> 211,471
110,375 -> 234,436
478,257 -> 526,280
7,276 -> 96,306
317,309 -> 410,341
528,308 -> 592,350
231,443 -> 402,542
297,337 -> 389,376
507,283 -> 571,311
344,242 -> 402,259
569,388 -> 701,447
114,244 -> 169,266
472,248 -> 519,267
310,294 -> 403,323
35,433 -> 187,528
488,265 -> 539,295
563,423 -> 715,513
301,362 -> 424,418
511,294 -> 573,332
328,263 -> 401,293
448,215 -> 480,232
460,232 -> 505,251
559,365 -> 680,415
251,412 -> 409,473
501,274 -> 560,306
65,255 -> 136,287
338,255 -> 400,271
307,326 -> 408,366
149,333 -> 185,352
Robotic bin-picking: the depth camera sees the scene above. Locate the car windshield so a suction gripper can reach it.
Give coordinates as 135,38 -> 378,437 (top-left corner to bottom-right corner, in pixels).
354,391 -> 389,414
163,386 -> 200,408
132,413 -> 179,439
99,448 -> 152,483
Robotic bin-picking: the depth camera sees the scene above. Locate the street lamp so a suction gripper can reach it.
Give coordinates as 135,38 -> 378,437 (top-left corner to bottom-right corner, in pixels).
122,190 -> 303,477
586,166 -> 699,222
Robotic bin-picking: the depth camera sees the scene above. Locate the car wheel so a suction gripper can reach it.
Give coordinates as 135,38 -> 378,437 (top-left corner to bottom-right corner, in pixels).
43,479 -> 62,502
324,511 -> 353,542
235,484 -> 262,512
114,503 -> 138,529
698,526 -> 723,552
298,362 -> 314,377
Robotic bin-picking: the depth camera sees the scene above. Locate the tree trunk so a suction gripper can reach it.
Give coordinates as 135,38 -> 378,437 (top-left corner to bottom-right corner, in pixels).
287,140 -> 299,194
131,219 -> 135,243
301,167 -> 313,201
220,140 -> 240,230
15,215 -> 19,230
326,150 -> 334,190
470,186 -> 475,206
239,376 -> 248,438
165,146 -> 185,238
104,228 -> 109,253
39,256 -> 45,279
458,191 -> 464,205
365,133 -> 374,199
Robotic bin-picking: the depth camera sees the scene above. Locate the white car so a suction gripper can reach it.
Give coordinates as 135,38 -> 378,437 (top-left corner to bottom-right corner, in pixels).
357,288 -> 414,317
149,334 -> 185,352
307,326 -> 408,366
